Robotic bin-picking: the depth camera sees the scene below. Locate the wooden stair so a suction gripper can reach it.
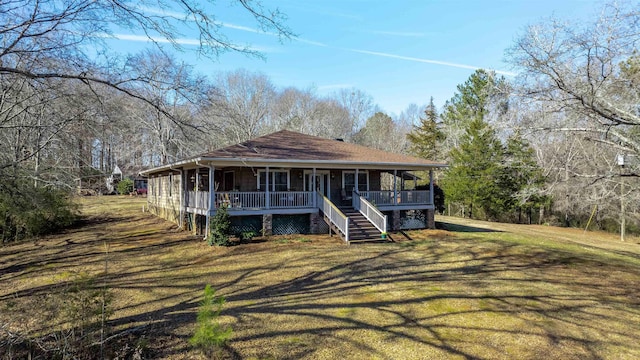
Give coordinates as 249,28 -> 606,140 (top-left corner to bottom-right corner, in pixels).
339,207 -> 388,243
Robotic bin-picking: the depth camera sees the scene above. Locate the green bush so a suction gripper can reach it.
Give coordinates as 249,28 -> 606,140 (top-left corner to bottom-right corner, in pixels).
0,178 -> 77,243
208,205 -> 231,246
116,178 -> 134,195
190,285 -> 232,356
238,231 -> 256,243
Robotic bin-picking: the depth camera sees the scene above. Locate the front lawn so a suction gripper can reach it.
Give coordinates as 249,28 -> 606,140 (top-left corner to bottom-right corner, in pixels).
1,196 -> 639,359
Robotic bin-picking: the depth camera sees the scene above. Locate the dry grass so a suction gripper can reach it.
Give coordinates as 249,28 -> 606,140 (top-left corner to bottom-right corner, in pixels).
1,196 -> 640,359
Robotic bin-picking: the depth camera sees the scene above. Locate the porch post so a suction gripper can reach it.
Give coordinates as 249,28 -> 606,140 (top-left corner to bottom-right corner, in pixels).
195,169 -> 200,210
393,169 -> 398,205
178,169 -> 184,229
355,168 -> 359,194
401,171 -> 405,191
206,165 -> 215,237
265,166 -> 270,209
312,168 -> 317,208
429,169 -> 434,205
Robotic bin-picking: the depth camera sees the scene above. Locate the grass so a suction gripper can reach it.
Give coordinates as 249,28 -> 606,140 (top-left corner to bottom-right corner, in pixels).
1,196 -> 639,359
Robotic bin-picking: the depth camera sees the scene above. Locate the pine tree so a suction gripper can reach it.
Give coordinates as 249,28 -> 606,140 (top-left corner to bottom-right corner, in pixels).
443,117 -> 506,219
407,97 -> 445,159
502,132 -> 547,222
440,69 -> 513,220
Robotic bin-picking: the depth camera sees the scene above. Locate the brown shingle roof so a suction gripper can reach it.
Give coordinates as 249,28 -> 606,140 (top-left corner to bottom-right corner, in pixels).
200,130 -> 444,167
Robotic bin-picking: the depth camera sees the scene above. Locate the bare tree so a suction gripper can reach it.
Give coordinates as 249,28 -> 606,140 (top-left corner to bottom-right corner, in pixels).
333,88 -> 376,140
507,2 -> 640,230
508,1 -> 640,157
205,69 -> 276,145
123,50 -> 208,165
0,0 -> 292,173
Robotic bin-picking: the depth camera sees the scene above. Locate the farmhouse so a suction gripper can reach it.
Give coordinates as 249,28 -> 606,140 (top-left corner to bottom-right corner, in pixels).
141,130 -> 446,243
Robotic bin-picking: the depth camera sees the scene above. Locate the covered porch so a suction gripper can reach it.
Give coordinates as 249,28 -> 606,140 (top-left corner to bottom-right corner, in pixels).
185,189 -> 433,214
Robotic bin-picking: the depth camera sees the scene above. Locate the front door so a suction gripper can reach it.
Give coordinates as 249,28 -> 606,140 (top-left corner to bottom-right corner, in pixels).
306,171 -> 330,200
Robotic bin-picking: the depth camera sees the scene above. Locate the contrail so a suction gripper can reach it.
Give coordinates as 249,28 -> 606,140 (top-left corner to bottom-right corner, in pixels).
344,48 -> 517,76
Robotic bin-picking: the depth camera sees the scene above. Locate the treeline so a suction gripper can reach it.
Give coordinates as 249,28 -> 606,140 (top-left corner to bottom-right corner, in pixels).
1,0 -> 638,242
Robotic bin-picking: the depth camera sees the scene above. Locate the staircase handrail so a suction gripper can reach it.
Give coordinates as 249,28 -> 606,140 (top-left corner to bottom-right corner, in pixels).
353,191 -> 387,234
317,191 -> 350,243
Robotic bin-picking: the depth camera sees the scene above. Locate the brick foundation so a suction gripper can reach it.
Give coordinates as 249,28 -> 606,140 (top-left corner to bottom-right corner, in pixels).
262,214 -> 273,236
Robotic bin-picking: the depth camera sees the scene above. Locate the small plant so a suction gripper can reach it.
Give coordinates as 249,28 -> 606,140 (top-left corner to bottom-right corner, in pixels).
190,285 -> 232,357
116,178 -> 134,195
238,231 -> 256,243
208,205 -> 231,246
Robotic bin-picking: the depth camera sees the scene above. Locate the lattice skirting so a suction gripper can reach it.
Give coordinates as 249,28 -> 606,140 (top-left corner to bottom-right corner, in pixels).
230,216 -> 262,235
273,214 -> 311,235
316,219 -> 330,234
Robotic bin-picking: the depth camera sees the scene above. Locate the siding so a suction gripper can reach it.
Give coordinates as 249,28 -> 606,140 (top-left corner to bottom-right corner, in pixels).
147,172 -> 182,224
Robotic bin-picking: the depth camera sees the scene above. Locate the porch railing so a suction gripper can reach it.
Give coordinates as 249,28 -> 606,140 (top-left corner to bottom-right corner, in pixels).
359,190 -> 431,206
186,191 -> 315,210
317,192 -> 349,244
186,190 -> 210,210
353,191 -> 387,234
269,191 -> 314,208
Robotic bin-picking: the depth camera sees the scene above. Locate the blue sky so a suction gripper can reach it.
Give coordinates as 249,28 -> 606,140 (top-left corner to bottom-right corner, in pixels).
106,0 -> 603,117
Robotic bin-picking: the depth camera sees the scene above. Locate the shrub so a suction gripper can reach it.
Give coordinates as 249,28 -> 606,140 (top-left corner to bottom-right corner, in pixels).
116,178 -> 134,195
208,205 -> 231,246
190,285 -> 232,357
0,178 -> 77,243
238,231 -> 256,244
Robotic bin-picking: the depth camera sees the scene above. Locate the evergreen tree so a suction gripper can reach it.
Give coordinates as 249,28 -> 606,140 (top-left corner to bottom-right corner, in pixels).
407,97 -> 445,159
443,117 -> 506,219
502,132 -> 548,222
440,69 -> 516,220
440,69 -> 507,159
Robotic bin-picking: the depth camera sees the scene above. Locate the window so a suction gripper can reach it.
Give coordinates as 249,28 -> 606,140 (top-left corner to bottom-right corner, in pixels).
343,171 -> 368,193
223,171 -> 235,191
258,170 -> 289,191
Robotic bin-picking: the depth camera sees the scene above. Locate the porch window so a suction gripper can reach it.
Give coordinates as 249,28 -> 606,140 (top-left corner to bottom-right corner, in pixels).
343,171 -> 368,193
198,168 -> 209,191
223,171 -> 235,191
258,170 -> 289,191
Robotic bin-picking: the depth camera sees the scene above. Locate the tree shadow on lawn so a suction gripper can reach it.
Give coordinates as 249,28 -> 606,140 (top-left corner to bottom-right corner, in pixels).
3,212 -> 640,359
198,241 -> 640,359
437,221 -> 501,233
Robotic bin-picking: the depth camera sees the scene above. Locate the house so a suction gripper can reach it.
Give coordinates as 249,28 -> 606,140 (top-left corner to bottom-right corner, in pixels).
140,130 -> 446,244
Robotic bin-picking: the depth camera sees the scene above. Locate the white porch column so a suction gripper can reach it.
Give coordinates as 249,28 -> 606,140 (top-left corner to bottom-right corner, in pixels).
178,169 -> 184,229
393,169 -> 398,205
265,166 -> 270,209
312,168 -> 317,208
355,168 -> 359,195
429,170 -> 434,205
195,169 -> 200,210
209,165 -> 215,210
205,165 -> 215,237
